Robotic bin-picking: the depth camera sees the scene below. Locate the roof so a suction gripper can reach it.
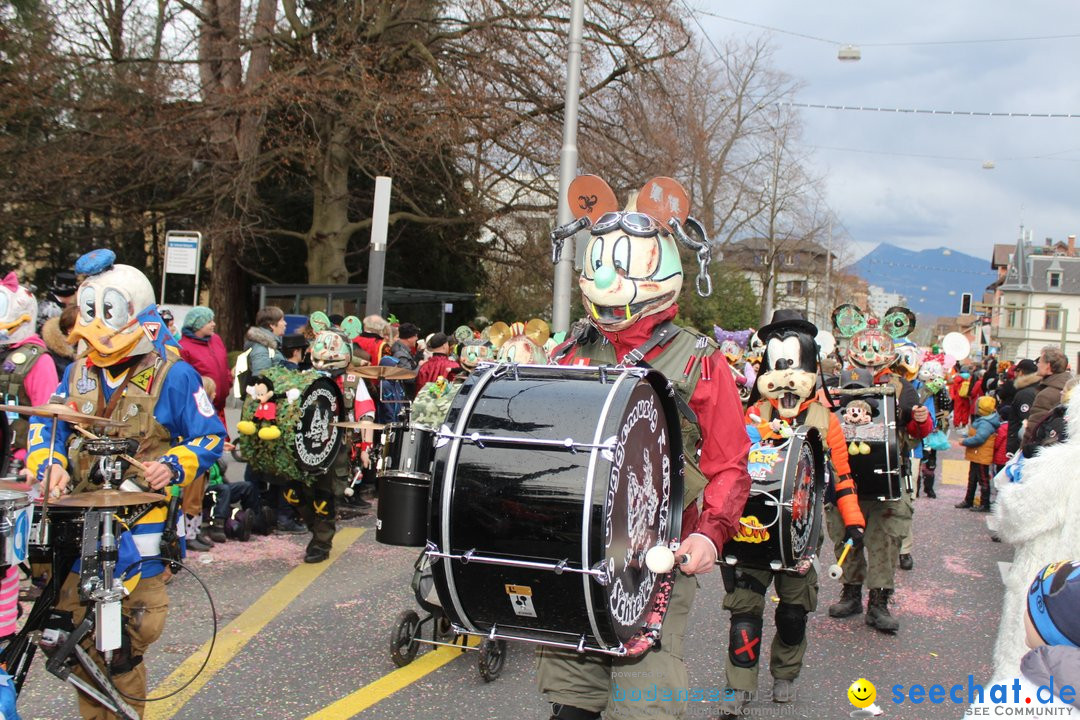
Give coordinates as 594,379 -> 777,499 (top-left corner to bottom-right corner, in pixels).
991,243 -> 1013,269
1028,256 -> 1080,293
727,237 -> 830,255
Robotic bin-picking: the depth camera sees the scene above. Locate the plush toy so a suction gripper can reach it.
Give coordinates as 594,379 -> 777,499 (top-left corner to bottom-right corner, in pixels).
237,378 -> 282,440
843,400 -> 874,426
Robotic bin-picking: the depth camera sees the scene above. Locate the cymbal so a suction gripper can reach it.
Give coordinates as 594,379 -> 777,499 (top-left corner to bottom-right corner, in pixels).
53,488 -> 164,508
0,480 -> 31,493
0,403 -> 129,427
351,365 -> 417,381
333,420 -> 386,431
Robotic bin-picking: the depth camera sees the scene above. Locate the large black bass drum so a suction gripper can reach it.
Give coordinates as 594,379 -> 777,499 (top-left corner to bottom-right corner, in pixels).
721,426 -> 824,574
428,363 -> 683,656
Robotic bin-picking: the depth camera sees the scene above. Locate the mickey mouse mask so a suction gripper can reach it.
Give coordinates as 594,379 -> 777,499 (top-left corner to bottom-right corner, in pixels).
832,304 -> 916,371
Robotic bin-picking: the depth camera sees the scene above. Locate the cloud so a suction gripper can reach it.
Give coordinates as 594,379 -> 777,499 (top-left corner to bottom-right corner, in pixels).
695,1 -> 1080,259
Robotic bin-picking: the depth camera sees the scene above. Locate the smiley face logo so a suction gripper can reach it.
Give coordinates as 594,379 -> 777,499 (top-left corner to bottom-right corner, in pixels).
847,678 -> 876,709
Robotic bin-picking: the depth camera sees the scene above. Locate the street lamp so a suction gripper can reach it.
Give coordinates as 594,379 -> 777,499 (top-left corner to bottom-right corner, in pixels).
838,44 -> 861,61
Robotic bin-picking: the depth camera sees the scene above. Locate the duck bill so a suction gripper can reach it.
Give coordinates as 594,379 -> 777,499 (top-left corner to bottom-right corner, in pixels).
70,317 -> 142,367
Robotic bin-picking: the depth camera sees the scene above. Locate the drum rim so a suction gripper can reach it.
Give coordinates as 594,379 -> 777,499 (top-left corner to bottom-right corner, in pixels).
581,367 -> 637,652
779,427 -> 824,568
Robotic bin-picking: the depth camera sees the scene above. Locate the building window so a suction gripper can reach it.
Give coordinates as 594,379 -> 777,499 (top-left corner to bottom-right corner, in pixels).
754,253 -> 766,266
1045,304 -> 1061,331
1049,271 -> 1063,289
784,253 -> 796,266
786,280 -> 807,297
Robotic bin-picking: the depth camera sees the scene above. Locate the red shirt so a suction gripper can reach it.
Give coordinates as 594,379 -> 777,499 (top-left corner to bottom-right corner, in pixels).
415,353 -> 460,392
555,306 -> 751,549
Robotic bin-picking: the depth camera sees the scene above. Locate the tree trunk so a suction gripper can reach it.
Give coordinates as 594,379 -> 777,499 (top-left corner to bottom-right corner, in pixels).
305,121 -> 353,285
209,229 -> 245,347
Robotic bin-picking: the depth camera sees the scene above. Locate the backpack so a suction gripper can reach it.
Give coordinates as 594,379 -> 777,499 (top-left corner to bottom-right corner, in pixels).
958,379 -> 971,398
231,348 -> 252,400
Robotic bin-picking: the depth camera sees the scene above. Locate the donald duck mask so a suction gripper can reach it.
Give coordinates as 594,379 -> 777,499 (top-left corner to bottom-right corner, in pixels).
70,249 -> 157,367
0,273 -> 38,347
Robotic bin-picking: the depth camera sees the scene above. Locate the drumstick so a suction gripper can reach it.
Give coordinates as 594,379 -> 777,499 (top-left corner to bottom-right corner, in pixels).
828,539 -> 854,580
644,546 -> 691,574
70,425 -> 149,474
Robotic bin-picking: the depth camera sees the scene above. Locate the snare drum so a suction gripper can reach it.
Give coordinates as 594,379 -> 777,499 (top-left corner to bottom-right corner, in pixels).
376,424 -> 438,547
428,363 -> 684,656
838,393 -> 902,501
378,424 -> 436,478
0,490 -> 30,567
721,427 -> 824,573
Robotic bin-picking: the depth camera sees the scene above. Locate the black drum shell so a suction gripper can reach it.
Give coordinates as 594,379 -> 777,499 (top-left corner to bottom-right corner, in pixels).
378,424 -> 436,478
428,364 -> 683,652
376,473 -> 431,547
722,426 -> 824,572
838,393 -> 902,500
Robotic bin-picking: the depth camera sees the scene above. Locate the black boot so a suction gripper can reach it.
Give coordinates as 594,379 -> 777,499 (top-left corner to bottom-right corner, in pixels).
866,588 -> 900,633
828,584 -> 863,618
206,518 -> 227,544
955,479 -> 976,508
921,467 -> 936,498
898,553 -> 913,571
550,703 -> 600,720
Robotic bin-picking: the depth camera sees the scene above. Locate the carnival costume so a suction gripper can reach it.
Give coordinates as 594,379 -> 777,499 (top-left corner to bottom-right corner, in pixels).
825,305 -> 931,633
539,175 -> 750,719
26,249 -> 225,718
719,310 -> 866,716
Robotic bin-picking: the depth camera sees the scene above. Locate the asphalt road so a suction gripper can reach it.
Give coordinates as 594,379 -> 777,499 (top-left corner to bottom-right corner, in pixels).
14,437 -> 1012,720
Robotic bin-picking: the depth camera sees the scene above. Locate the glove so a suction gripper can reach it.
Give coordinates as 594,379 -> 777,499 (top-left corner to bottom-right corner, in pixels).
844,525 -> 865,549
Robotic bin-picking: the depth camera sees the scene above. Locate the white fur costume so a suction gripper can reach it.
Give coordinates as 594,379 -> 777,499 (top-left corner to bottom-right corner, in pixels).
991,389 -> 1080,678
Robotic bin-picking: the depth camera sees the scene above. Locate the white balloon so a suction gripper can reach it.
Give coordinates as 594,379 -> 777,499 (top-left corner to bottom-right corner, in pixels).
941,332 -> 971,362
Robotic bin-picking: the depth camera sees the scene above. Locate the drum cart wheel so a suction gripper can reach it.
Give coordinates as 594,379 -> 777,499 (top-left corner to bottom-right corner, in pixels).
477,638 -> 507,682
390,610 -> 421,667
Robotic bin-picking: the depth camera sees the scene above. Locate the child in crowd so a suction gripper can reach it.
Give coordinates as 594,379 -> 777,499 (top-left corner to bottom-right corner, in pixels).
968,560 -> 1080,715
957,395 -> 1000,511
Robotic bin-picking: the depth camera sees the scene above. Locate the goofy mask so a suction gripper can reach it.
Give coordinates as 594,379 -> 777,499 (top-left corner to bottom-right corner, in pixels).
832,304 -> 916,373
0,273 -> 38,347
70,249 -> 157,367
749,309 -> 820,420
550,175 -> 713,332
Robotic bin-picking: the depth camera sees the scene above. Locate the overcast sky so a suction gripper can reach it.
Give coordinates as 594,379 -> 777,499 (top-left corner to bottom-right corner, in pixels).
689,1 -> 1080,264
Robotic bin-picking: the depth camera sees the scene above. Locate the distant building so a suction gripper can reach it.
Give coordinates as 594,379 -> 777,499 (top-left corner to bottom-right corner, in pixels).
995,232 -> 1080,365
866,285 -> 907,317
723,237 -> 836,327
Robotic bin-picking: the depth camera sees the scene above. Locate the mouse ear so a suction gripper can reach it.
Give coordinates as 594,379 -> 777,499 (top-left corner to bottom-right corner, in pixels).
567,175 -> 618,224
636,177 -> 690,232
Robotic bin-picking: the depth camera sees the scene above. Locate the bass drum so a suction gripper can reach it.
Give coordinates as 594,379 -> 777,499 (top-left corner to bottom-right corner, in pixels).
721,426 -> 824,573
429,364 -> 683,656
237,368 -> 346,484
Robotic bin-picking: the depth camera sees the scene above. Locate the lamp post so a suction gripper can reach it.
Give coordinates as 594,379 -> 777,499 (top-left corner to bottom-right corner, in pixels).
551,0 -> 586,335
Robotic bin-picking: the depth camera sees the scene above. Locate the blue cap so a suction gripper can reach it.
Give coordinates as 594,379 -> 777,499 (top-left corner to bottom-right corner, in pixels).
74,249 -> 116,276
1028,560 -> 1080,647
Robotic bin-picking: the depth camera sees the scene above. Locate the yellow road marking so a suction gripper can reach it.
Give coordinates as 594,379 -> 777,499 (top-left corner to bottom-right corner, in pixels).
941,458 -> 969,485
306,636 -> 481,720
146,527 -> 365,720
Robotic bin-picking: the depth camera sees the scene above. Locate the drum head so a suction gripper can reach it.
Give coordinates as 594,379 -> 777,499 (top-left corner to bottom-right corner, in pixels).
784,430 -> 823,567
602,375 -> 681,644
293,376 -> 346,477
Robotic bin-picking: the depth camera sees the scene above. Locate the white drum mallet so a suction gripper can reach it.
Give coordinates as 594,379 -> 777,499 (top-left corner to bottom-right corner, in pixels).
828,538 -> 854,580
644,544 -> 691,574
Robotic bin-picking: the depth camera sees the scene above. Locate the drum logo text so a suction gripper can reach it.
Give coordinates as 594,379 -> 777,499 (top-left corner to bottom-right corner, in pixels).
747,444 -> 782,483
295,387 -> 340,468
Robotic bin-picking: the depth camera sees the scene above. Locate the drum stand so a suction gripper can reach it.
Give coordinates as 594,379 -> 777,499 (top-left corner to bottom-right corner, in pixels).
38,441 -> 140,720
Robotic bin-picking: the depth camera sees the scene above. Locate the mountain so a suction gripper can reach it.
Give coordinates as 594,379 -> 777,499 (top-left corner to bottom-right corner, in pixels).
845,243 -> 998,320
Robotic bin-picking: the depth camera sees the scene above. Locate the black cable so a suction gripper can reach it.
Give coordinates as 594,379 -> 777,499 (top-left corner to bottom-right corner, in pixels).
100,557 -> 218,704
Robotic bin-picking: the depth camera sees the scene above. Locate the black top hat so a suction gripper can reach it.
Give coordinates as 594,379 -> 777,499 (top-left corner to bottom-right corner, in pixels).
281,333 -> 308,351
756,309 -> 818,343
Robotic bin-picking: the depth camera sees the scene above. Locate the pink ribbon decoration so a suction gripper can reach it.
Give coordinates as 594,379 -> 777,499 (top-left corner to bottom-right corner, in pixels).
0,272 -> 19,293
